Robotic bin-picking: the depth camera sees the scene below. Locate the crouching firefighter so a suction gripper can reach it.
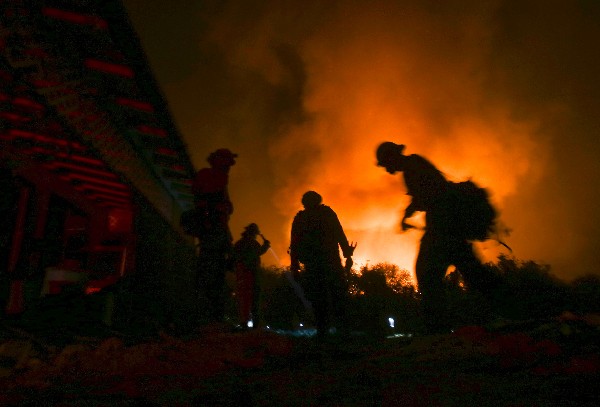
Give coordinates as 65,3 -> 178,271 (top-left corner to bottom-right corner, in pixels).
376,141 -> 501,334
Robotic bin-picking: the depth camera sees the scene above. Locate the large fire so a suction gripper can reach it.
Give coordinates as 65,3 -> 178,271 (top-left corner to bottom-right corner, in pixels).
123,0 -> 600,281
257,136 -> 517,285
222,12 -> 542,282
212,3 -> 543,280
253,89 -> 535,282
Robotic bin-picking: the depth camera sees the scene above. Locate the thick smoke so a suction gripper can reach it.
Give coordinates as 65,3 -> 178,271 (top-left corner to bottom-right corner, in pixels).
124,0 -> 600,281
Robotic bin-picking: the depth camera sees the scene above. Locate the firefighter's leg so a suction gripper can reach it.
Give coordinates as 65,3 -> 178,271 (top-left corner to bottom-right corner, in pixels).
454,241 -> 498,294
203,256 -> 227,323
330,264 -> 350,336
236,266 -> 252,326
250,273 -> 261,328
454,241 -> 500,320
304,265 -> 328,339
416,234 -> 452,334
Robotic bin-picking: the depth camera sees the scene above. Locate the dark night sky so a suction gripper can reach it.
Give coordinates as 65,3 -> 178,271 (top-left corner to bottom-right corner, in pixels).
122,0 -> 600,282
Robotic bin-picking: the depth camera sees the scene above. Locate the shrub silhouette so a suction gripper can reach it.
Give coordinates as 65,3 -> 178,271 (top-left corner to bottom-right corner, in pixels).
230,256 -> 598,334
345,264 -> 421,334
569,274 -> 600,314
485,255 -> 570,320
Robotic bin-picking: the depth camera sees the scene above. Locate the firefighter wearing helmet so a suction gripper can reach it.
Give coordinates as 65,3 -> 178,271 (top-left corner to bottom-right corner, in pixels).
192,148 -> 237,324
233,223 -> 270,329
289,191 -> 356,339
375,141 -> 497,334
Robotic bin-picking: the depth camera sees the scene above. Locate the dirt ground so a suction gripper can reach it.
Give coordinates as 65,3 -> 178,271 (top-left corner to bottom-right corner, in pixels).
1,313 -> 599,406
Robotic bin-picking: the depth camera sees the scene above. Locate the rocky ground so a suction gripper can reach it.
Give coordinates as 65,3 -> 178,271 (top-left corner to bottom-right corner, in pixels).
1,312 -> 599,406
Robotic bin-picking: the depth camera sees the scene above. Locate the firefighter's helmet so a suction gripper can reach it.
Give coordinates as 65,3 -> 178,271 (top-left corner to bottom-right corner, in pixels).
301,191 -> 322,208
207,148 -> 237,167
376,142 -> 405,167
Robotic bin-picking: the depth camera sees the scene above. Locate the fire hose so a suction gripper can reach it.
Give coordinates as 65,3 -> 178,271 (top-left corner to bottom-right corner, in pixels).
260,234 -> 313,313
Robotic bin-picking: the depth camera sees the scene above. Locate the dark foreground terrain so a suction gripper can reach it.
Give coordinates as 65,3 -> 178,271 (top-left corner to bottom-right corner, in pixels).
1,313 -> 599,406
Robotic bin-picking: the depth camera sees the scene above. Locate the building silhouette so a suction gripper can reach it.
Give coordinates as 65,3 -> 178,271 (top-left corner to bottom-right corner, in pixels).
1,0 -> 197,324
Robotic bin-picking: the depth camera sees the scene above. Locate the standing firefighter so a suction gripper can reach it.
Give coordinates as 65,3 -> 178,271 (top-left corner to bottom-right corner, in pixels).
290,191 -> 356,340
233,223 -> 270,329
192,148 -> 237,324
376,142 -> 498,334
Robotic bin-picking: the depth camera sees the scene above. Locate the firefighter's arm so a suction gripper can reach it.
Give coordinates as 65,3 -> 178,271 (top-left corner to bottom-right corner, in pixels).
290,252 -> 300,279
330,209 -> 354,258
341,240 -> 356,259
260,239 -> 271,255
402,201 -> 419,231
223,187 -> 234,214
290,256 -> 300,272
289,215 -> 301,275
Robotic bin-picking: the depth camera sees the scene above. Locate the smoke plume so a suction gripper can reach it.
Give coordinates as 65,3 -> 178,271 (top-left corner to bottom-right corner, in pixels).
124,0 -> 600,281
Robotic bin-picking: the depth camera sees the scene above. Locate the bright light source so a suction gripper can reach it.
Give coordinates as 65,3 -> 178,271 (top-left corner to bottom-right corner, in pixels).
388,317 -> 395,328
247,320 -> 254,328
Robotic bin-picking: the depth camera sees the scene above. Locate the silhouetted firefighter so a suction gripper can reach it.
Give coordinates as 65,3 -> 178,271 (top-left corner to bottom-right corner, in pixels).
290,191 -> 356,339
190,148 -> 237,323
376,142 -> 499,334
232,223 -> 270,329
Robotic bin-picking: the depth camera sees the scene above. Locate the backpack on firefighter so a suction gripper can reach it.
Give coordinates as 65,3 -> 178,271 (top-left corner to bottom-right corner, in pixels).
446,180 -> 498,242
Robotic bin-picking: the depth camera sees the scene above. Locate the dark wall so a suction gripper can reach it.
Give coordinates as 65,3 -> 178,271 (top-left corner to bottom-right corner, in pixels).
125,195 -> 198,332
0,169 -> 19,275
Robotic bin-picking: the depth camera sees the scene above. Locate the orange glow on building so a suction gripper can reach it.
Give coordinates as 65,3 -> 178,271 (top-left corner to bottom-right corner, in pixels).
42,7 -> 108,29
136,125 -> 168,138
84,59 -> 135,78
115,97 -> 154,112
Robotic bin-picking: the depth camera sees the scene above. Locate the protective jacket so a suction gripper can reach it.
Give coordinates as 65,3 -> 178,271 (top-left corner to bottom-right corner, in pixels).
290,204 -> 353,266
401,154 -> 448,214
192,167 -> 233,218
